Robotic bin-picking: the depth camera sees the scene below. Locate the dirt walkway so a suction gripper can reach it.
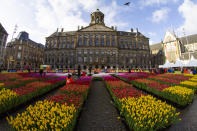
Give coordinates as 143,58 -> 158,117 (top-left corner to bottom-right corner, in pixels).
76,80 -> 127,131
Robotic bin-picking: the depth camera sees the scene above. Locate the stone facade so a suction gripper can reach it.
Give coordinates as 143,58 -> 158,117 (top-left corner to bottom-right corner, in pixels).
44,9 -> 151,69
151,31 -> 197,65
0,23 -> 8,68
150,43 -> 165,68
5,31 -> 44,69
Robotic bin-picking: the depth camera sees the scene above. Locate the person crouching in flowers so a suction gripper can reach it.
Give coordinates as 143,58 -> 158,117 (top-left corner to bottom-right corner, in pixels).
66,74 -> 73,86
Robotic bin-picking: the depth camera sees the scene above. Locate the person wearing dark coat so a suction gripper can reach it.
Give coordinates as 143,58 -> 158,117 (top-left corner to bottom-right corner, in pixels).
193,68 -> 196,75
78,66 -> 81,78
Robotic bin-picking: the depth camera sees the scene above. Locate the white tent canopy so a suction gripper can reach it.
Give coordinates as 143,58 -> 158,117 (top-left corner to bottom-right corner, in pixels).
159,60 -> 174,68
185,56 -> 197,67
172,59 -> 185,67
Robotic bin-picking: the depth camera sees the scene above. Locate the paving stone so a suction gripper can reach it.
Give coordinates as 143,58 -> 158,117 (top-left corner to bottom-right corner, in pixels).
76,81 -> 127,131
166,97 -> 197,131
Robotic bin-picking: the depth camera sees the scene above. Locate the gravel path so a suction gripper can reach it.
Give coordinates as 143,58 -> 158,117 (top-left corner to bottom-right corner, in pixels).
76,80 -> 127,131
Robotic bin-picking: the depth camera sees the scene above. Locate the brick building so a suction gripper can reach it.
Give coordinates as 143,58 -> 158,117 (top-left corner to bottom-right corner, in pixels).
5,31 -> 44,69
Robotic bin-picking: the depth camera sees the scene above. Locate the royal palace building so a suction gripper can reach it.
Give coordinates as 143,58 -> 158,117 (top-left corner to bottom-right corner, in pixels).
44,9 -> 151,69
5,31 -> 44,69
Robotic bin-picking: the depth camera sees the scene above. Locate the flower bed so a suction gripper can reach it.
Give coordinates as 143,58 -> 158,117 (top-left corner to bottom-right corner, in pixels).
0,76 -> 66,115
7,76 -> 92,130
120,95 -> 180,130
0,89 -> 19,112
134,79 -> 195,106
104,78 -> 180,130
158,74 -> 192,81
0,73 -> 56,90
114,75 -> 195,106
146,75 -> 197,92
7,100 -> 76,130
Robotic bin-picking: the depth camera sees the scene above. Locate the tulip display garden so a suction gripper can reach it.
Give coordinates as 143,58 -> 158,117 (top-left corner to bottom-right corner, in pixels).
0,72 -> 197,130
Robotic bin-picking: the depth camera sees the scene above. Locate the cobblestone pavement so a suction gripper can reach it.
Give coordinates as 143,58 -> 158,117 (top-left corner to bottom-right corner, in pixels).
166,97 -> 197,131
76,80 -> 127,131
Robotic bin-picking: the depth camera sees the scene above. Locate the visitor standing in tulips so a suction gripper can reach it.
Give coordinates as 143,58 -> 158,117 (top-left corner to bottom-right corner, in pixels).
66,74 -> 73,85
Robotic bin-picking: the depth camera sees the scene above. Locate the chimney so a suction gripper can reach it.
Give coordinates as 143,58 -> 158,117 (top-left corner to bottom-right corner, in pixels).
61,28 -> 64,32
115,26 -> 117,31
81,26 -> 83,29
56,28 -> 58,35
131,28 -> 133,32
111,26 -> 114,30
78,26 -> 80,30
136,28 -> 138,33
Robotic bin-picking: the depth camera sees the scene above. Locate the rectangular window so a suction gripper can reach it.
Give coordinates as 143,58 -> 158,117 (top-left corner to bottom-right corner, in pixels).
63,40 -> 65,48
84,34 -> 87,46
59,40 -> 61,48
53,40 -> 56,48
78,50 -> 81,54
89,57 -> 92,62
78,35 -> 82,46
125,40 -> 128,48
89,50 -> 93,54
71,39 -> 74,48
78,57 -> 82,62
17,52 -> 21,59
18,46 -> 22,50
120,39 -> 124,48
84,50 -> 87,54
101,35 -> 104,46
129,40 -> 132,48
67,39 -> 70,48
89,35 -> 93,46
112,40 -> 115,46
95,51 -> 99,54
89,39 -> 93,46
106,35 -> 110,46
95,35 -> 99,46
84,57 -> 87,62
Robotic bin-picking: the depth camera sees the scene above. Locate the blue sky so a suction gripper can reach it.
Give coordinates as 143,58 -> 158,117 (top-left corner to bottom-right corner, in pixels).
0,0 -> 197,45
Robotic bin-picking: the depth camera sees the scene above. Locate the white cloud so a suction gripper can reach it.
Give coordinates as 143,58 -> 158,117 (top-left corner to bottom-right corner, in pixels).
177,0 -> 197,36
152,8 -> 170,23
101,1 -> 129,28
149,40 -> 154,45
148,32 -> 156,37
139,0 -> 179,7
0,0 -> 129,45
